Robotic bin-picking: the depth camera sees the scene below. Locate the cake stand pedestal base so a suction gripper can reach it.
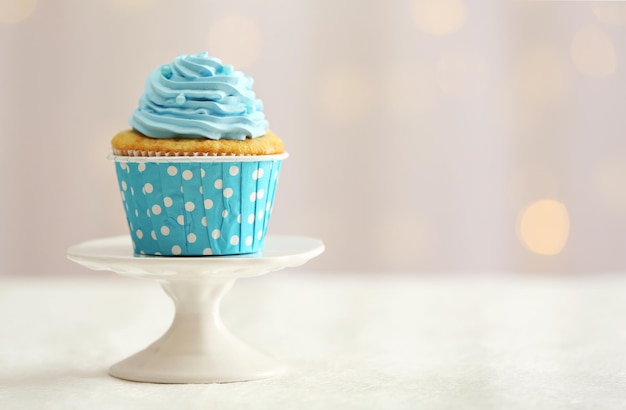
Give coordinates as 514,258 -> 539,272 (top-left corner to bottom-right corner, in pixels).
67,235 -> 324,384
110,278 -> 280,383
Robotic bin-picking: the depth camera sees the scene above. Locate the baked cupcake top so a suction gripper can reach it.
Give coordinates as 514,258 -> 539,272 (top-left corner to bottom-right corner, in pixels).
111,129 -> 284,157
130,52 -> 269,141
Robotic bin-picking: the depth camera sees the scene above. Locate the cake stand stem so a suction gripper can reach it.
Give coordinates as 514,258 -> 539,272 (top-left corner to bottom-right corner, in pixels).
160,278 -> 234,349
109,277 -> 283,384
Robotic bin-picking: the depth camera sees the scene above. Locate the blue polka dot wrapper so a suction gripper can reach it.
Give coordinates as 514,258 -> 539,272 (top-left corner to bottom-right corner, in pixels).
112,155 -> 287,256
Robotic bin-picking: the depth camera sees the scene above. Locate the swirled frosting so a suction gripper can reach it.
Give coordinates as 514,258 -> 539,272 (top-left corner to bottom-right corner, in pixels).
129,52 -> 268,140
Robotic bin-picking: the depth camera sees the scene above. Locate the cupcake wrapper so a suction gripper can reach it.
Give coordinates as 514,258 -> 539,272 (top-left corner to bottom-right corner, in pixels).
114,158 -> 283,256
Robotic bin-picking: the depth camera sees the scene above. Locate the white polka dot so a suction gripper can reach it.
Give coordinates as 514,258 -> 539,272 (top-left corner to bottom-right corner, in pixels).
257,189 -> 264,199
182,170 -> 193,180
161,226 -> 170,236
248,214 -> 255,224
151,230 -> 157,240
187,233 -> 197,243
143,183 -> 153,194
257,230 -> 263,240
199,186 -> 203,194
177,215 -> 184,225
130,187 -> 135,196
229,165 -> 239,176
135,210 -> 139,217
252,168 -> 264,180
180,186 -> 184,193
214,179 -> 223,189
154,252 -> 161,256
257,210 -> 264,220
230,235 -> 239,245
201,216 -> 207,226
212,229 -> 221,239
167,166 -> 178,176
152,204 -> 162,215
203,248 -> 213,255
222,209 -> 228,218
164,197 -> 173,207
237,214 -> 242,223
245,236 -> 253,246
201,169 -> 206,178
146,209 -> 151,217
121,181 -> 127,191
250,192 -> 257,202
138,163 -> 146,172
136,229 -> 143,239
120,192 -> 125,201
120,163 -> 128,171
185,202 -> 195,212
172,245 -> 182,255
266,202 -> 271,211
223,187 -> 233,198
204,199 -> 213,209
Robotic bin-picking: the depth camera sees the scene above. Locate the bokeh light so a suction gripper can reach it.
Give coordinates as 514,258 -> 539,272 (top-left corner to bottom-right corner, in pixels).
436,50 -> 489,98
515,45 -> 568,106
207,14 -> 263,70
591,2 -> 626,25
517,199 -> 570,256
571,24 -> 616,78
0,0 -> 37,24
318,66 -> 372,123
411,0 -> 467,36
593,154 -> 626,217
383,62 -> 438,118
508,45 -> 569,127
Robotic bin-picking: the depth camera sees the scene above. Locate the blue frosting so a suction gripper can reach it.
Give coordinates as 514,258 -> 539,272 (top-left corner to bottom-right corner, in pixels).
130,52 -> 269,140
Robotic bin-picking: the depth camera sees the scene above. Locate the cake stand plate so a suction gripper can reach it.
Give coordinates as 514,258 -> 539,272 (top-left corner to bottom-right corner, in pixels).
66,235 -> 324,384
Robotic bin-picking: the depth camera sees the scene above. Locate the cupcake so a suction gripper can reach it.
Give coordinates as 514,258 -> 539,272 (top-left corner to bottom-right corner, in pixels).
111,52 -> 287,256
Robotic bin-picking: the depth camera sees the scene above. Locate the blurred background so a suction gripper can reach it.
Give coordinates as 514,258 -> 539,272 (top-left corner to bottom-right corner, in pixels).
1,0 -> 625,276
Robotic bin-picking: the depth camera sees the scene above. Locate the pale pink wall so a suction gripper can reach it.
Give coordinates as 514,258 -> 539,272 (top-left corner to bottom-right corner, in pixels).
1,0 -> 625,275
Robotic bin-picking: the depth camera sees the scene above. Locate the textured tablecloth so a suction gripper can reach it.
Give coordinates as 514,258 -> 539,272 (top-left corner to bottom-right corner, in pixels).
1,272 -> 626,409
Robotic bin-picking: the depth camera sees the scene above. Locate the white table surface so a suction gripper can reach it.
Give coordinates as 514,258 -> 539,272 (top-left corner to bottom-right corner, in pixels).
1,271 -> 626,409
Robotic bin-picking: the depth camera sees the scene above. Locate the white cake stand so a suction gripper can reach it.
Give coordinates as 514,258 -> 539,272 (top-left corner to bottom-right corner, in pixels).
66,235 -> 324,384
